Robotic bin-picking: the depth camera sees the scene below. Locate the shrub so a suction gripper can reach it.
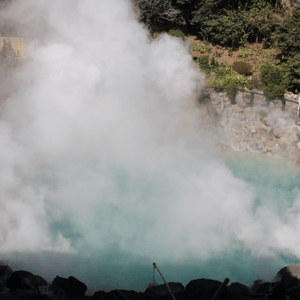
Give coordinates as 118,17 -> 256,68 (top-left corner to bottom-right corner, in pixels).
192,42 -> 212,53
232,61 -> 252,75
197,55 -> 210,75
168,29 -> 185,40
208,63 -> 248,96
260,63 -> 290,97
210,57 -> 219,69
248,76 -> 264,90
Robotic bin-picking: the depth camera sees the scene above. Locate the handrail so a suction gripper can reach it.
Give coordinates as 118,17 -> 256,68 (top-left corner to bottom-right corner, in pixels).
153,262 -> 177,300
211,278 -> 230,300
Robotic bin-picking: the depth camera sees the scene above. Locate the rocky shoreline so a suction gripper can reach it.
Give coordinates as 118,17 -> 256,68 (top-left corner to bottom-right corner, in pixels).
1,263 -> 300,300
199,89 -> 300,167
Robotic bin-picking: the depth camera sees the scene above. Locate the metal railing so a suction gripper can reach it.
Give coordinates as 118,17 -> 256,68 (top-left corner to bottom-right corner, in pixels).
204,86 -> 300,117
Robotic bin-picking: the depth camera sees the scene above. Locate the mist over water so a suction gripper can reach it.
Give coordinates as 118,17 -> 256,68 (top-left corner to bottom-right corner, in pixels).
0,0 -> 300,293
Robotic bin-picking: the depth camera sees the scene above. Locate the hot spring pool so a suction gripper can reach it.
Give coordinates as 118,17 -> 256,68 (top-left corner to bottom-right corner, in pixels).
4,150 -> 300,294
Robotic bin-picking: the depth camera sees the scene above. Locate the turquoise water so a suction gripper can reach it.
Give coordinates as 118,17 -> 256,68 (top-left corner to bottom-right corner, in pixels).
5,151 -> 300,294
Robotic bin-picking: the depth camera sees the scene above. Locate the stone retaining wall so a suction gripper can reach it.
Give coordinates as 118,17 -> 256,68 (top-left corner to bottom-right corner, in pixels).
203,89 -> 300,166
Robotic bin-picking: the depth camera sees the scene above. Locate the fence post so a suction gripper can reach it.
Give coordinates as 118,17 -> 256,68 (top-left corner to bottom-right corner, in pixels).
250,92 -> 254,106
281,98 -> 286,110
298,96 -> 300,117
231,89 -> 236,105
265,95 -> 271,106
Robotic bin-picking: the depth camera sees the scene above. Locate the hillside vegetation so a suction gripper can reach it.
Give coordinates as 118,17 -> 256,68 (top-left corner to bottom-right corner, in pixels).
135,0 -> 300,98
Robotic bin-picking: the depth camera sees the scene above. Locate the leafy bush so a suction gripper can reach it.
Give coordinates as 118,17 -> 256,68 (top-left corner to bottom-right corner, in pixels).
192,42 -> 212,53
237,48 -> 251,58
168,29 -> 185,40
259,63 -> 290,97
248,75 -> 264,90
232,61 -> 252,75
208,63 -> 248,96
210,57 -> 219,69
196,55 -> 210,75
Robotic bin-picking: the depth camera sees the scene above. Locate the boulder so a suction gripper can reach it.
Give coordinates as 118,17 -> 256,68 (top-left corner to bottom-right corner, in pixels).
93,290 -> 108,300
183,279 -> 224,300
32,275 -> 48,288
51,275 -> 88,299
276,264 -> 300,288
0,267 -> 12,280
145,282 -> 184,299
6,274 -> 22,290
227,282 -> 249,299
115,290 -> 148,300
12,271 -> 35,284
0,277 -> 6,294
3,288 -> 40,300
249,280 -> 272,294
93,290 -> 122,300
7,272 -> 38,293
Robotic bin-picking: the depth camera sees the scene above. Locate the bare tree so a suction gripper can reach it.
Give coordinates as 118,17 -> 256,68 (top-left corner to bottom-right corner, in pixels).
275,0 -> 300,22
136,0 -> 181,29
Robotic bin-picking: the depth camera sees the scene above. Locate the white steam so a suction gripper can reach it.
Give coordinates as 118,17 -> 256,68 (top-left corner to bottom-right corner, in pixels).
0,0 -> 299,270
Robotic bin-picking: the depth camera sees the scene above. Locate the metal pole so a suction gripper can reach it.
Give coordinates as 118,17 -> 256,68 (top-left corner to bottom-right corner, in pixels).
231,89 -> 236,105
281,98 -> 286,110
298,96 -> 300,117
211,278 -> 230,300
250,92 -> 254,106
153,262 -> 176,300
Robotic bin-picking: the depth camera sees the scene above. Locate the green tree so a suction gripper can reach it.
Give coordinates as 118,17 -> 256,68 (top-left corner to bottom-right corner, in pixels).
260,63 -> 290,97
190,0 -> 276,47
273,10 -> 300,92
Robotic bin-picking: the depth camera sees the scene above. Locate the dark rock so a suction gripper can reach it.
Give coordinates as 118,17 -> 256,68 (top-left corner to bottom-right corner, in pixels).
0,266 -> 12,280
32,275 -> 48,288
250,281 -> 272,294
3,288 -> 40,300
145,283 -> 184,299
7,271 -> 38,293
183,279 -> 224,300
13,271 -> 35,283
276,264 -> 300,288
51,275 -> 87,299
74,297 -> 92,300
117,290 -> 148,300
0,277 -> 6,294
7,274 -> 22,290
92,290 -> 122,300
227,282 -> 249,299
20,278 -> 38,292
93,290 -> 108,300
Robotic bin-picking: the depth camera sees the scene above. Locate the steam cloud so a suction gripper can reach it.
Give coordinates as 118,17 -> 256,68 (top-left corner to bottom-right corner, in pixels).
0,0 -> 299,280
